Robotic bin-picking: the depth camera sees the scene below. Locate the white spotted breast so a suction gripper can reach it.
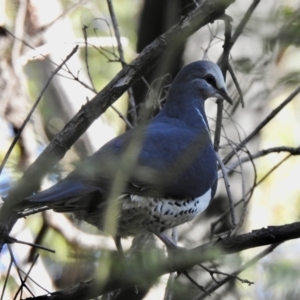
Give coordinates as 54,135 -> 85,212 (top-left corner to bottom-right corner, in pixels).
117,188 -> 212,237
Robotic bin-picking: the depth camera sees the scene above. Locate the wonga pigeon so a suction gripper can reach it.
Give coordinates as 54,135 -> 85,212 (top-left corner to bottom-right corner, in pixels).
20,60 -> 233,248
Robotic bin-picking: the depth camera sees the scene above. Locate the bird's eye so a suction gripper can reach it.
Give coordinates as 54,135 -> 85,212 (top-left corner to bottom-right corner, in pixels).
205,74 -> 216,87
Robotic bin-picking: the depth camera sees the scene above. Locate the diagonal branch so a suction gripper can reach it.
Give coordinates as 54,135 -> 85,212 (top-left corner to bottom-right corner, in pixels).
0,0 -> 235,253
24,221 -> 300,300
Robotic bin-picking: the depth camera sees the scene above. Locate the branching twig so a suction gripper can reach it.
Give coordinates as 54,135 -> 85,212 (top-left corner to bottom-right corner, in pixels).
198,263 -> 253,285
223,84 -> 300,164
183,271 -> 210,296
214,0 -> 261,149
194,243 -> 279,300
63,62 -> 133,128
14,254 -> 39,300
7,245 -> 34,298
21,222 -> 300,300
213,154 -> 290,234
222,146 -> 300,176
106,0 -> 137,124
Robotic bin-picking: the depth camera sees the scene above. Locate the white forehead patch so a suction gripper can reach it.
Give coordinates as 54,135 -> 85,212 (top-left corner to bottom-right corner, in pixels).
205,62 -> 227,91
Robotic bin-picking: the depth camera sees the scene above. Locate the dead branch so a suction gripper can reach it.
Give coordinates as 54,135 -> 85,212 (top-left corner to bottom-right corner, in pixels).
23,221 -> 300,300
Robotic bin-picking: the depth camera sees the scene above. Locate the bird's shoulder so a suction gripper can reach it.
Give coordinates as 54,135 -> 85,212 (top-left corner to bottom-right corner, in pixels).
81,118 -> 203,167
66,118 -> 213,197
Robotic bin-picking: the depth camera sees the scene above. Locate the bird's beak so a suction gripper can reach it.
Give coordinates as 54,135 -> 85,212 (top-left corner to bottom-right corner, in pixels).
216,88 -> 233,105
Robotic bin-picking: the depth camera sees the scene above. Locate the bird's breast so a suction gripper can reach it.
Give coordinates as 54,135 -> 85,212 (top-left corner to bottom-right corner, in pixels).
117,189 -> 212,237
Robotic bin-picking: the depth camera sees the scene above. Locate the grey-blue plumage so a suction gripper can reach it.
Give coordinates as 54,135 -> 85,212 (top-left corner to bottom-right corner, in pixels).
21,61 -> 232,242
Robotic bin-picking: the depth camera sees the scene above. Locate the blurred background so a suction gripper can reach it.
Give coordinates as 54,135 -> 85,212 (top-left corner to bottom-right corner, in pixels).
0,0 -> 300,299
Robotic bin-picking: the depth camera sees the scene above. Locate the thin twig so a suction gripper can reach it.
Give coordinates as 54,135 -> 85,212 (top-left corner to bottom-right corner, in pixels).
106,0 -> 137,124
82,25 -> 96,91
7,245 -> 34,298
214,15 -> 232,151
253,154 -> 291,189
183,271 -> 210,296
214,0 -> 261,149
234,147 -> 253,232
231,0 -> 261,45
0,45 -> 79,176
39,1 -> 87,31
223,85 -> 300,164
198,263 -> 254,285
6,236 -> 55,253
62,32 -> 133,128
14,254 -> 39,300
14,221 -> 300,299
225,139 -> 249,235
5,28 -> 70,74
110,105 -> 133,128
223,146 -> 300,175
93,17 -> 116,55
216,152 -> 236,226
228,63 -> 244,107
213,154 -> 291,233
18,268 -> 51,294
193,243 -> 280,300
106,0 -> 124,65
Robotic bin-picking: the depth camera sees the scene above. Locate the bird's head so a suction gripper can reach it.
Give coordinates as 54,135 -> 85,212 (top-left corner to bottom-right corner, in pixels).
170,60 -> 233,105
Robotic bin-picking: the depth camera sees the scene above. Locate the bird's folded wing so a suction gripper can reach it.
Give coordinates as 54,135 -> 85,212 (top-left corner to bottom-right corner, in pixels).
25,180 -> 100,202
21,120 -> 215,212
19,180 -> 102,213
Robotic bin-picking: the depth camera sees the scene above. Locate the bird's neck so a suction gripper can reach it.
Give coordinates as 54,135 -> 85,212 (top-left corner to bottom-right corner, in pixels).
157,89 -> 209,130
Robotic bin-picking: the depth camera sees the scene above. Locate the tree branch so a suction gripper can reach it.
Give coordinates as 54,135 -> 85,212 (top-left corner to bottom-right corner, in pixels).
106,0 -> 137,124
223,84 -> 300,164
24,221 -> 300,300
224,146 -> 300,175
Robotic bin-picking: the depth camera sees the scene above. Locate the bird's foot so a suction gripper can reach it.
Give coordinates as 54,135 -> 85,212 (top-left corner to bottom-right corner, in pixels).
114,235 -> 126,259
155,232 -> 184,252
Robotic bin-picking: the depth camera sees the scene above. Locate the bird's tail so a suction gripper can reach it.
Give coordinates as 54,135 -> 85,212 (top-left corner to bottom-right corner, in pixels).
16,179 -> 102,216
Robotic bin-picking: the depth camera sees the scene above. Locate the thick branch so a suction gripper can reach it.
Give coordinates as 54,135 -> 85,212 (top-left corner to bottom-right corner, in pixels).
25,221 -> 300,300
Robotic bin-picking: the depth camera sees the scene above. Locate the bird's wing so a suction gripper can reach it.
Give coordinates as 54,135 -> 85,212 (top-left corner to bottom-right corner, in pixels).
23,120 -> 216,211
22,179 -> 103,212
22,126 -> 160,211
67,121 -> 216,199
